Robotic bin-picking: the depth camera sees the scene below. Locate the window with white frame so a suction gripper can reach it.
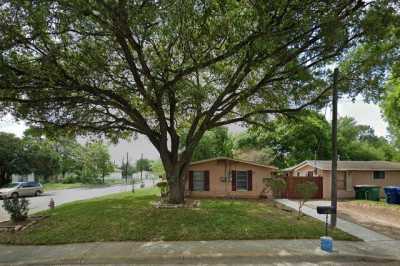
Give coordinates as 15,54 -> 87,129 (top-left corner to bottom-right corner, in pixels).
192,171 -> 205,191
236,171 -> 248,191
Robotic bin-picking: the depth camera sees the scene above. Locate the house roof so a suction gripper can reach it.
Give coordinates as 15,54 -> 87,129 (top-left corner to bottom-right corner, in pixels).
281,161 -> 309,172
190,157 -> 278,170
284,160 -> 400,172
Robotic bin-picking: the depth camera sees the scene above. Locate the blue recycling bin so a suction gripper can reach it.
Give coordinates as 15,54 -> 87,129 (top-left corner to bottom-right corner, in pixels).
384,186 -> 400,204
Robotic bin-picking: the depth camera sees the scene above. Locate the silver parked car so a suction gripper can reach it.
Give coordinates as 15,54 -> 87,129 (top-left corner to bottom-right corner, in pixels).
0,182 -> 43,199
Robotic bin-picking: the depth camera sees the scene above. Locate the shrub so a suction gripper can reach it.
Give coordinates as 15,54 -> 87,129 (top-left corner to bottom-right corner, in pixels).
2,198 -> 30,223
264,177 -> 287,198
295,181 -> 318,218
62,175 -> 78,184
156,181 -> 168,202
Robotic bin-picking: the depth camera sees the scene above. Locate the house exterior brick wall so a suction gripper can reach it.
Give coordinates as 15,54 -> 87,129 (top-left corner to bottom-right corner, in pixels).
185,158 -> 275,198
294,164 -> 400,199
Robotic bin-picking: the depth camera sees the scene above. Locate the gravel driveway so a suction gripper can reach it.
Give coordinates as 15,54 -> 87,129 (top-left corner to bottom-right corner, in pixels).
0,179 -> 155,222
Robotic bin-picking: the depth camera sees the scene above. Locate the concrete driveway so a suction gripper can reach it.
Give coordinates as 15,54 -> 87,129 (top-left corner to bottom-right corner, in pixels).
0,179 -> 155,222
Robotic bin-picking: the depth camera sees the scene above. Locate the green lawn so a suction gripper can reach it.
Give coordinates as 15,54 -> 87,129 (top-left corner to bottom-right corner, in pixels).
0,188 -> 357,244
43,182 -> 86,190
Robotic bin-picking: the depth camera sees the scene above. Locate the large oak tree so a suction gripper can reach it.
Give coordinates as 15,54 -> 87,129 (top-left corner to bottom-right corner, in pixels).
0,1 -> 392,203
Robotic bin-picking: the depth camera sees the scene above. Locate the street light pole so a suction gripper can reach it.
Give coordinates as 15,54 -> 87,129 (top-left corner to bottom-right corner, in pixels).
330,68 -> 339,228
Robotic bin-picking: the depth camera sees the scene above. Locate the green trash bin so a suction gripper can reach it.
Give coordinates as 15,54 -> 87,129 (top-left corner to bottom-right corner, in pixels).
354,185 -> 381,201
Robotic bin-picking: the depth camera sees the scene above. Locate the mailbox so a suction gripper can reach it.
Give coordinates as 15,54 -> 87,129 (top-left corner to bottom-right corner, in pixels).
317,206 -> 336,237
317,206 -> 336,215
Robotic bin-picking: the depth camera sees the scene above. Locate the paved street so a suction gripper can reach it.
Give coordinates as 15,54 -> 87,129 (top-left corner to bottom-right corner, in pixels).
0,179 -> 155,222
1,239 -> 399,265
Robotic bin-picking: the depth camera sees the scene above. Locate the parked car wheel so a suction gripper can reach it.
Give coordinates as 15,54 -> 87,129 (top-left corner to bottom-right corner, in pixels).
11,192 -> 19,199
35,191 -> 41,197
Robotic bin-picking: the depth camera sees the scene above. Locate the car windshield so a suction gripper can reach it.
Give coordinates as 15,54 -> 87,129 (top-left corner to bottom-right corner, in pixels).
2,183 -> 20,188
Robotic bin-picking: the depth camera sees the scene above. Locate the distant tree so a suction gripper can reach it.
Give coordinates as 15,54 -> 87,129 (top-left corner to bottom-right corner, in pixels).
236,111 -> 331,168
136,158 -> 151,172
0,132 -> 30,186
53,138 -> 83,180
120,161 -> 136,179
79,142 -> 114,183
22,136 -> 61,182
86,142 -> 115,183
237,113 -> 400,168
337,117 -> 399,161
185,127 -> 234,162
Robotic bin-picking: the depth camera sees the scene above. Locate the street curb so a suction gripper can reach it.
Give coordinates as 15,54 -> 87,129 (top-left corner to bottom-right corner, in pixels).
1,252 -> 399,265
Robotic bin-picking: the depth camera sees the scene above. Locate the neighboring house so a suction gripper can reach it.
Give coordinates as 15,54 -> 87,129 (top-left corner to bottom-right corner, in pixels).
12,173 -> 35,183
186,157 -> 278,198
283,160 -> 400,199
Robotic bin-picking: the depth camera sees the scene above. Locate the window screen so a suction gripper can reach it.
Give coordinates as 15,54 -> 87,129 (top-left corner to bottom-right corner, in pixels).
373,171 -> 385,179
193,171 -> 205,191
236,171 -> 248,191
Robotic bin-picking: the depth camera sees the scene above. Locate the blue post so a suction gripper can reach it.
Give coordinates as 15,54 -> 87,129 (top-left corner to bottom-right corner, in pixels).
320,236 -> 333,252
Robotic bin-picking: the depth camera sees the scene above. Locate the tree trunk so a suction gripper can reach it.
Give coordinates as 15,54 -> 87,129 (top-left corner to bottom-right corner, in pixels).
164,165 -> 186,204
162,154 -> 192,204
167,178 -> 185,204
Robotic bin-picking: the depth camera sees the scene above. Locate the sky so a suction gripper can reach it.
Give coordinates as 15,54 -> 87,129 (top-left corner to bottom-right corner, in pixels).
0,98 -> 388,164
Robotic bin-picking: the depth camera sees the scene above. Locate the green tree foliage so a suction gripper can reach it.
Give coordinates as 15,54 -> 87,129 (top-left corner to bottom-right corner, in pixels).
82,142 -> 115,183
150,160 -> 165,178
3,197 -> 30,223
0,1 -> 394,203
136,158 -> 151,172
0,131 -> 114,185
120,161 -> 136,179
53,137 -> 83,180
22,136 -> 61,182
336,117 -> 399,161
0,132 -> 30,186
236,112 -> 331,168
383,79 -> 400,148
237,113 -> 399,168
188,127 -> 234,162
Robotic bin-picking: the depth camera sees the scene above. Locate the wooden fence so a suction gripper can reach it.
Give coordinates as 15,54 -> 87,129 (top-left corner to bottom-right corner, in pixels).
280,176 -> 323,199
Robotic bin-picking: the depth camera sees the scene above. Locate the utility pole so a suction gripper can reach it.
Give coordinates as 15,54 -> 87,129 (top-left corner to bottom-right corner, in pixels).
330,68 -> 339,228
126,152 -> 129,184
140,153 -> 143,182
121,156 -> 125,179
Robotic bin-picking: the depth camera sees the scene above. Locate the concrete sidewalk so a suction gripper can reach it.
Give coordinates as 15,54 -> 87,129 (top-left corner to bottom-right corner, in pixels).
0,239 -> 400,265
275,199 -> 392,242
